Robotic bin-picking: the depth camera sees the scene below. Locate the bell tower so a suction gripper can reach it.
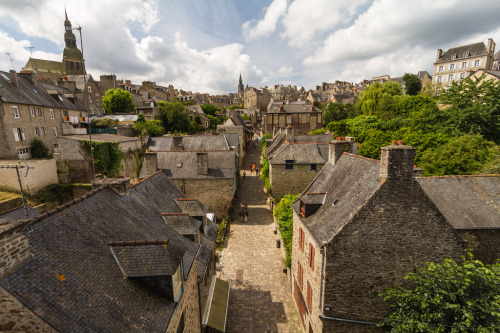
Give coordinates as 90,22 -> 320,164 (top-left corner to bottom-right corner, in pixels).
63,9 -> 85,75
238,73 -> 244,97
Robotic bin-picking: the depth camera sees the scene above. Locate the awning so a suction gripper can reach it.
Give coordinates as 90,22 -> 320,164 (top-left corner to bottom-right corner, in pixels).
203,278 -> 230,332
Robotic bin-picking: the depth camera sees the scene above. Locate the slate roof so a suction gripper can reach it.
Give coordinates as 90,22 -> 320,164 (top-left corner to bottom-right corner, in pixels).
109,241 -> 184,277
264,132 -> 286,157
0,71 -> 85,110
436,42 -> 488,63
269,142 -> 328,165
162,213 -> 202,235
157,150 -> 236,179
224,133 -> 239,150
62,134 -> 140,143
292,154 -> 381,244
176,199 -> 207,217
267,104 -> 321,114
294,133 -> 333,144
21,58 -> 66,74
495,50 -> 500,60
417,175 -> 500,229
0,172 -> 215,332
148,135 -> 230,151
0,206 -> 40,220
66,74 -> 99,92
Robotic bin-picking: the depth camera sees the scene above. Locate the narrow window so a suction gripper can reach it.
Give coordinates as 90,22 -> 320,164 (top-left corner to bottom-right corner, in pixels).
35,127 -> 40,136
12,106 -> 20,118
451,54 -> 457,60
307,281 -> 312,311
309,244 -> 315,270
299,228 -> 305,252
461,62 -> 467,69
30,107 -> 35,117
437,76 -> 442,83
450,64 -> 455,70
37,108 -> 42,117
448,74 -> 454,82
460,72 -> 466,79
88,86 -> 92,92
40,127 -> 45,136
50,109 -> 54,119
438,65 -> 443,72
311,164 -> 317,171
463,52 -> 469,58
474,60 -> 480,67
298,262 -> 303,289
53,127 -> 58,137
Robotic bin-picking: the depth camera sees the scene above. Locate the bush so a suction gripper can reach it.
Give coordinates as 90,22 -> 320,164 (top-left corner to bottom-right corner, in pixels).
30,138 -> 49,158
274,194 -> 299,267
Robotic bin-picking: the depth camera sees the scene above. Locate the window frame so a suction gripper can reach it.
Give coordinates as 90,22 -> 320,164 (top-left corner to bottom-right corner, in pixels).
438,65 -> 443,72
451,54 -> 457,60
299,228 -> 305,252
12,106 -> 20,118
307,281 -> 312,311
310,164 -> 317,171
52,127 -> 58,137
37,108 -> 42,117
460,72 -> 466,79
474,60 -> 480,67
437,76 -> 442,83
309,243 -> 315,271
298,261 -> 303,290
448,74 -> 454,82
30,107 -> 35,117
449,64 -> 455,70
285,159 -> 294,170
461,62 -> 467,69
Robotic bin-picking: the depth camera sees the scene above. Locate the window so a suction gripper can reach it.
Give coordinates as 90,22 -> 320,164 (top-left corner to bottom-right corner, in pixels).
438,65 -> 443,72
309,244 -> 315,270
89,96 -> 92,104
34,127 -> 40,136
63,110 -> 68,117
285,160 -> 294,170
463,52 -> 469,58
52,127 -> 58,137
54,143 -> 59,149
50,109 -> 54,119
172,263 -> 184,302
17,148 -> 30,155
88,86 -> 92,92
450,64 -> 455,70
71,62 -> 74,69
437,76 -> 442,83
91,108 -> 95,114
461,62 -> 467,69
13,128 -> 25,141
451,54 -> 457,60
40,127 -> 45,136
460,72 -> 466,79
298,262 -> 304,289
310,164 -> 317,171
37,108 -> 42,117
12,106 -> 20,118
30,107 -> 35,117
307,281 -> 312,311
299,228 -> 304,252
474,60 -> 480,67
76,62 -> 79,69
448,74 -> 454,82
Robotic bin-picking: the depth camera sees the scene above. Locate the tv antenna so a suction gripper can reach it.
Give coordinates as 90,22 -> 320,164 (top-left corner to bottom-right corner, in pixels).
6,53 -> 15,71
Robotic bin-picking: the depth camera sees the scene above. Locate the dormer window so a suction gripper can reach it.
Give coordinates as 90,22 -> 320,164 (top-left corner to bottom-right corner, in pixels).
300,192 -> 327,217
451,54 -> 457,60
285,160 -> 294,170
463,52 -> 469,58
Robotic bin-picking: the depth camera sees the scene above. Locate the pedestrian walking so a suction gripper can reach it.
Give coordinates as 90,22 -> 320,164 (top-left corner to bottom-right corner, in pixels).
243,170 -> 246,179
256,167 -> 259,176
244,204 -> 249,222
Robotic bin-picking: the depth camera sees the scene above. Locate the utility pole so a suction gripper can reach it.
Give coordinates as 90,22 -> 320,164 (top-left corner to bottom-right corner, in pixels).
0,163 -> 34,219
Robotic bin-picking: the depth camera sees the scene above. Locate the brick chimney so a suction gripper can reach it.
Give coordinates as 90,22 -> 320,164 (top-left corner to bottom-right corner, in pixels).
172,135 -> 184,151
285,125 -> 295,142
379,142 -> 416,181
196,152 -> 208,175
329,138 -> 354,165
9,70 -> 18,87
436,48 -> 443,61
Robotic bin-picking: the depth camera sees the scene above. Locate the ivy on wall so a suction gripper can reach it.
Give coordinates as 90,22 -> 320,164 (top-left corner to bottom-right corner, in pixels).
81,141 -> 124,177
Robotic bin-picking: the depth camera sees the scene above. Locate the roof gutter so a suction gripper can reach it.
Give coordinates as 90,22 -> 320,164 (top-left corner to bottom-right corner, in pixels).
318,244 -> 377,327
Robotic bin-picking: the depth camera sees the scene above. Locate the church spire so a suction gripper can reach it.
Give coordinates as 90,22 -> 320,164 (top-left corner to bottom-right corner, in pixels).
238,73 -> 244,96
63,9 -> 84,74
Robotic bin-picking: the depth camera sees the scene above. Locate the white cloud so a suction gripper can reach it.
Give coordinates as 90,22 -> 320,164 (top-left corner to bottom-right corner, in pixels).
278,66 -> 293,74
282,0 -> 369,47
304,0 -> 500,66
242,0 -> 288,40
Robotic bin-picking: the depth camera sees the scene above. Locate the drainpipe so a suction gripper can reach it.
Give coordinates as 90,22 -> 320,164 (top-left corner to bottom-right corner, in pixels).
318,243 -> 377,327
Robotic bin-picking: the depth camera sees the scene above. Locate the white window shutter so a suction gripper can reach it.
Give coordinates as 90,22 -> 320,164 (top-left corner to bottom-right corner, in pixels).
13,128 -> 19,141
21,128 -> 25,140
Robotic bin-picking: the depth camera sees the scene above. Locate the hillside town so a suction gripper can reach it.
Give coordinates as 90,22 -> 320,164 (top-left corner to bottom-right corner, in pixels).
0,7 -> 499,333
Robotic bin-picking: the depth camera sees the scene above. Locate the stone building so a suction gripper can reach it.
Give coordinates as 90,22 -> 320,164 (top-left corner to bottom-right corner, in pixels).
243,86 -> 271,111
263,102 -> 322,134
64,74 -> 104,115
290,140 -> 500,332
0,172 -> 228,332
433,38 -> 496,86
216,110 -> 253,164
0,70 -> 86,160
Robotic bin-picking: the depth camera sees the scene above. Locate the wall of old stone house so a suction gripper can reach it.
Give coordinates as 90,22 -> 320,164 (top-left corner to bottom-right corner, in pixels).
321,179 -> 466,332
1,102 -> 64,159
139,153 -> 158,178
264,112 -> 322,134
172,178 -> 233,219
199,252 -> 216,318
167,260 -> 201,333
0,159 -> 58,194
217,126 -> 246,161
270,163 -> 323,199
0,225 -> 31,277
458,229 -> 500,265
291,212 -> 325,333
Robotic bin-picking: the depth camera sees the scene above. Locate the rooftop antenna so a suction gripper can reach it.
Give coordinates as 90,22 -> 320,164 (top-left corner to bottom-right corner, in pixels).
26,46 -> 36,74
6,53 -> 15,71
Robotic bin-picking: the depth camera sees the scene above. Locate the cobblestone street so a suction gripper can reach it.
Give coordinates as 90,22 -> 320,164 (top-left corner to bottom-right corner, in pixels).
218,138 -> 302,332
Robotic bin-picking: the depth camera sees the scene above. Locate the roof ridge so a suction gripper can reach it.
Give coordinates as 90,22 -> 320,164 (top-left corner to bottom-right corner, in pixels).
446,41 -> 486,52
417,174 -> 500,179
343,152 -> 380,163
130,170 -> 163,188
108,240 -> 168,247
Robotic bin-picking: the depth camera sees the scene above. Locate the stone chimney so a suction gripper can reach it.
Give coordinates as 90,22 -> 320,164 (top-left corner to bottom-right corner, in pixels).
279,105 -> 284,112
196,152 -> 208,175
125,80 -> 131,86
9,70 -> 18,87
285,125 -> 295,142
436,48 -> 443,60
379,142 -> 416,181
172,135 -> 184,151
329,138 -> 354,165
93,178 -> 131,195
487,38 -> 496,56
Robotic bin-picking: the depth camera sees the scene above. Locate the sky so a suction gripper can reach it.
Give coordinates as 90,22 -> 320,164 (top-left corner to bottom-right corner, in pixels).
1,0 -> 500,95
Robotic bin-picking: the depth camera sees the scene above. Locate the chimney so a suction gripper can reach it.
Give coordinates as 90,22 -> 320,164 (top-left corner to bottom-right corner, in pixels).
196,152 -> 208,175
279,105 -> 284,112
329,138 -> 354,165
437,48 -> 443,60
125,80 -> 131,86
172,135 -> 184,151
487,38 -> 496,56
285,125 -> 295,142
379,143 -> 416,181
93,178 -> 131,195
9,70 -> 18,87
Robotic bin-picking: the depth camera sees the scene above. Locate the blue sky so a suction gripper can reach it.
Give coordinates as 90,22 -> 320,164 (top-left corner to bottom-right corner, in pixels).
1,0 -> 500,94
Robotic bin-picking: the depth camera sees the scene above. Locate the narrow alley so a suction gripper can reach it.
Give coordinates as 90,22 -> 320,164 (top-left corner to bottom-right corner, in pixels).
219,138 -> 302,332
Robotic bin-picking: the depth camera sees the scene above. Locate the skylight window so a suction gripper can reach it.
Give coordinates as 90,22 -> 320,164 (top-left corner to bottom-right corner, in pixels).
0,73 -> 10,81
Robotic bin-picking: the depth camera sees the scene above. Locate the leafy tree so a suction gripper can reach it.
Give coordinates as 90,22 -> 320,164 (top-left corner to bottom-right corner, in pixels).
241,114 -> 251,121
420,135 -> 498,176
355,81 -> 403,116
133,114 -> 165,137
403,73 -> 422,95
30,138 -> 49,158
378,255 -> 500,332
323,102 -> 349,125
273,194 -> 300,267
207,114 -> 222,130
439,73 -> 500,143
200,104 -> 221,116
159,100 -> 192,133
102,88 -> 135,114
227,104 -> 244,110
91,118 -> 118,128
357,129 -> 393,159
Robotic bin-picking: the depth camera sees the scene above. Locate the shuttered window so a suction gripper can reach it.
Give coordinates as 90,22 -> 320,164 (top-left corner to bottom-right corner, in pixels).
307,281 -> 312,311
309,244 -> 315,271
299,228 -> 304,251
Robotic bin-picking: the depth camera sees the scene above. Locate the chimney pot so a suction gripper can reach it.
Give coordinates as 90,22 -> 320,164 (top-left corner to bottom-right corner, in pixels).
392,140 -> 397,145
397,140 -> 403,145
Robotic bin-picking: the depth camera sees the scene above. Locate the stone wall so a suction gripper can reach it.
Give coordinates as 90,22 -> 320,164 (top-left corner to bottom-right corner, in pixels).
57,159 -> 93,183
0,225 -> 31,277
459,229 -> 500,265
270,163 -> 323,199
167,260 -> 201,333
321,179 -> 465,331
0,159 -> 59,195
172,178 -> 234,219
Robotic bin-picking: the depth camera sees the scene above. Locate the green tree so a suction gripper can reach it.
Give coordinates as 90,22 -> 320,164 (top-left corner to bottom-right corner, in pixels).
159,100 -> 192,133
200,104 -> 221,116
355,81 -> 403,116
273,194 -> 300,267
378,255 -> 500,332
357,129 -> 393,159
403,73 -> 423,95
227,104 -> 244,110
102,88 -> 135,114
91,118 -> 118,128
30,138 -> 49,158
420,135 -> 498,176
133,114 -> 165,137
323,102 -> 349,125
